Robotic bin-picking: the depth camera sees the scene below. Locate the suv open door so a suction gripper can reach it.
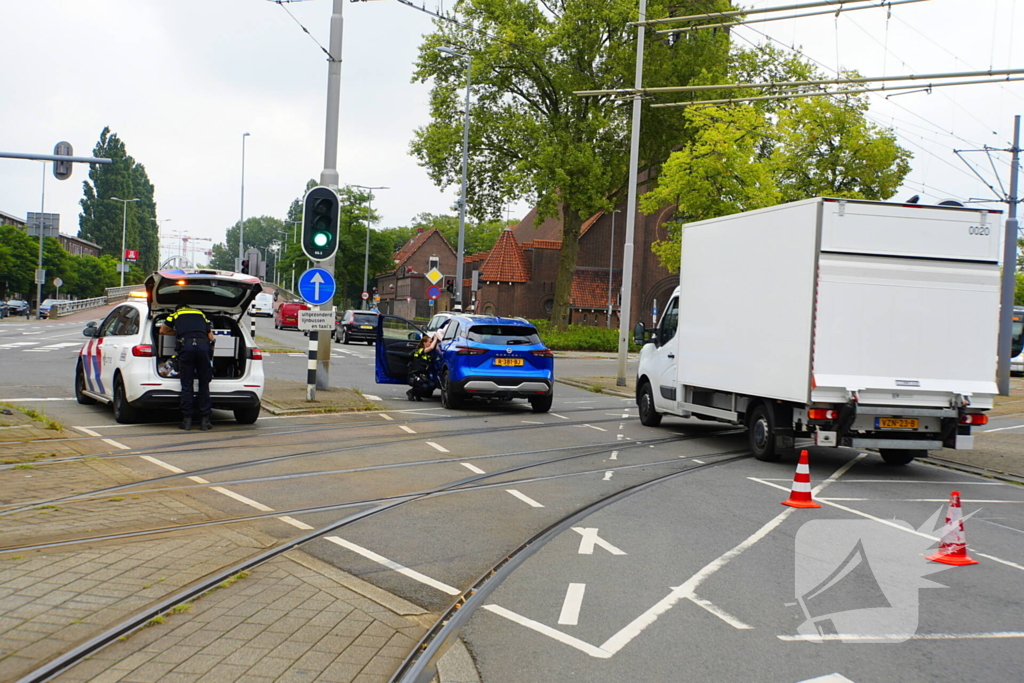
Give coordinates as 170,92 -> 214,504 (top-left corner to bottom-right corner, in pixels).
375,315 -> 426,384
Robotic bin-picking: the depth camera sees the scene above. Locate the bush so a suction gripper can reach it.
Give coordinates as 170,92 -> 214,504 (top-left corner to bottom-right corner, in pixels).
529,319 -> 639,352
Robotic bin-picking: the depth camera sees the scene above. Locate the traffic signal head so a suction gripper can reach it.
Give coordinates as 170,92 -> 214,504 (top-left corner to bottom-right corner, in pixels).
445,278 -> 454,293
301,186 -> 340,261
240,260 -> 250,274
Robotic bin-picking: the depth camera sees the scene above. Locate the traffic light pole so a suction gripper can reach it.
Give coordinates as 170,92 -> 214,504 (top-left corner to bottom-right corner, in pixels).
314,0 -> 345,394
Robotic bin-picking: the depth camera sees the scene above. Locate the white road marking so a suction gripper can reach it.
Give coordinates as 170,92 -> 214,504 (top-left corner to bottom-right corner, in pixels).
399,425 -> 416,434
983,423 -> 1024,433
40,342 -> 81,349
522,420 -> 544,424
140,455 -> 184,473
596,456 -> 865,656
821,498 -> 1024,504
617,434 -> 625,440
572,527 -> 626,555
102,439 -> 130,450
287,353 -> 305,357
325,536 -> 460,595
73,426 -> 102,437
426,441 -> 450,453
1,396 -> 72,401
363,394 -> 382,401
188,476 -> 209,484
609,451 -> 618,460
619,424 -> 624,430
506,489 -> 544,508
584,424 -> 606,432
796,675 -> 857,683
603,471 -> 613,481
781,632 -> 1024,642
557,583 -> 587,625
209,486 -> 275,512
483,605 -> 609,658
748,477 -> 1024,573
691,459 -> 705,464
278,516 -> 314,530
621,413 -> 629,418
550,413 -> 569,419
461,462 -> 486,474
379,413 -> 394,421
685,594 -> 753,629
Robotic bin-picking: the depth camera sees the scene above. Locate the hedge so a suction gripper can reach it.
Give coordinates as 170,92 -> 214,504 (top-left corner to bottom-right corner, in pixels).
528,319 -> 639,353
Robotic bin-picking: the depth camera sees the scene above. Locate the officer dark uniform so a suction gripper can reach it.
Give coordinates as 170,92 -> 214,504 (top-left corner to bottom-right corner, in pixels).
159,305 -> 214,431
407,334 -> 437,401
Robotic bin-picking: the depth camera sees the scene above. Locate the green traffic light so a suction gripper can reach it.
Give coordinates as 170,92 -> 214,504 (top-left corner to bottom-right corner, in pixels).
313,232 -> 330,247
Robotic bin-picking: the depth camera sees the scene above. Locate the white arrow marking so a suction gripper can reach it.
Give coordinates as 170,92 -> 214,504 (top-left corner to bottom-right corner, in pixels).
603,471 -> 613,481
558,583 -> 587,625
310,271 -> 325,301
572,527 -> 626,555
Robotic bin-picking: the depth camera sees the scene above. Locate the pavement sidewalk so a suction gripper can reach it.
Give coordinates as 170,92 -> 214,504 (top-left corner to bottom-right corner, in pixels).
261,379 -> 380,415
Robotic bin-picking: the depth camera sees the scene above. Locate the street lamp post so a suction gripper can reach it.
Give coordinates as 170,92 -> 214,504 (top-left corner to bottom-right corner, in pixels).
607,209 -> 620,327
239,132 -> 250,263
110,197 -> 139,287
350,185 -> 389,310
437,46 -> 472,311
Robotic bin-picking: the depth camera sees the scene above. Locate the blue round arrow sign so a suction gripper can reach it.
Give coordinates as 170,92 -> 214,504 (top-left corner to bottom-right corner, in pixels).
297,267 -> 336,306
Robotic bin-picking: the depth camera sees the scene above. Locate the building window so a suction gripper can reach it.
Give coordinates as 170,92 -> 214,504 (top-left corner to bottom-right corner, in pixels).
543,299 -> 553,314
428,256 -> 439,271
583,314 -> 588,323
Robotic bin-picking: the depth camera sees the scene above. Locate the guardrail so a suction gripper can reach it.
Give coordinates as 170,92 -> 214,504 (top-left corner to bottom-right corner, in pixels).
104,284 -> 144,304
52,297 -> 108,318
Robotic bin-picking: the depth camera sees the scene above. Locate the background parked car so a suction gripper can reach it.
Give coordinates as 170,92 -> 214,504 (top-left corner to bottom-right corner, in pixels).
274,301 -> 309,330
39,299 -> 66,319
334,309 -> 379,344
4,300 -> 30,316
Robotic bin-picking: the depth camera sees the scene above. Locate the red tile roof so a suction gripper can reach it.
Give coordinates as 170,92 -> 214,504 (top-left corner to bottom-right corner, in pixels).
531,239 -> 562,250
571,268 -> 621,310
480,229 -> 531,283
392,228 -> 454,270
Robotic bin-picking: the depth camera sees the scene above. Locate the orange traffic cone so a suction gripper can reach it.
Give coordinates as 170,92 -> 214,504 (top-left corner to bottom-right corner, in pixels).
781,450 -> 821,509
927,491 -> 979,566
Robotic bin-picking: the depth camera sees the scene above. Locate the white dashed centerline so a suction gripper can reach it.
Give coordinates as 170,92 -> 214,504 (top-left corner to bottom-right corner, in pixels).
461,462 -> 486,474
426,441 -> 450,453
325,536 -> 459,595
506,489 -> 544,508
399,425 -> 416,434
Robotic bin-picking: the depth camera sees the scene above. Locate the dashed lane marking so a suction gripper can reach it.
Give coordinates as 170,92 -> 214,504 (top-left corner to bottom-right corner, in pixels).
461,462 -> 486,474
140,455 -> 184,474
603,471 -> 613,481
380,413 -> 394,421
506,489 -> 544,508
74,426 -> 102,437
522,420 -> 544,424
609,451 -> 618,460
210,487 -> 274,512
550,413 -> 569,419
325,536 -> 460,595
399,425 -> 417,434
426,441 -> 450,453
557,583 -> 586,625
102,439 -> 131,450
691,459 -> 705,464
279,516 -> 314,530
2,396 -> 72,401
983,423 -> 1024,433
583,424 -> 607,432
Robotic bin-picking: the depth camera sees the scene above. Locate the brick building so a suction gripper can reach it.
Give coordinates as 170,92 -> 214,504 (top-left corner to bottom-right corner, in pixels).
375,227 -> 457,319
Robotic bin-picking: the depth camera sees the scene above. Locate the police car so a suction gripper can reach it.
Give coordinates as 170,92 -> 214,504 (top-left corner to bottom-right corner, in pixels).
75,269 -> 266,424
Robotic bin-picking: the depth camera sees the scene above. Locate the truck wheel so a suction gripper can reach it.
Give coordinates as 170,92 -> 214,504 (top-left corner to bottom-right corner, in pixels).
879,449 -> 921,466
748,403 -> 781,462
75,361 -> 97,405
638,381 -> 662,427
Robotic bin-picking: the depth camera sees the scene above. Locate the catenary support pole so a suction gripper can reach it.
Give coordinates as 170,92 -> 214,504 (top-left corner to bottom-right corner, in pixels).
35,163 -> 45,319
607,210 -> 618,327
314,0 -> 345,394
454,55 -> 472,311
239,132 -> 249,262
997,114 -> 1021,396
616,0 -> 648,387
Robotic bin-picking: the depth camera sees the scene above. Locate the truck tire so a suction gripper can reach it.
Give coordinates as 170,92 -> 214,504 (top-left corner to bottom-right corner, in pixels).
879,449 -> 921,466
748,403 -> 782,462
638,381 -> 662,427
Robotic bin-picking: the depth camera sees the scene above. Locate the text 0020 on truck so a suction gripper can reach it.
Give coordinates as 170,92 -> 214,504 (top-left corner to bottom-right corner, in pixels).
633,197 -> 1003,466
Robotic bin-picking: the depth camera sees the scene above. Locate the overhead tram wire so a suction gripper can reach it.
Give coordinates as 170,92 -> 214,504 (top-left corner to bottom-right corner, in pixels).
650,0 -> 932,34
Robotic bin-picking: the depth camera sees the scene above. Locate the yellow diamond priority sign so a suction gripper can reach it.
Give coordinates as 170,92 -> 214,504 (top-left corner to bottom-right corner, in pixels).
426,267 -> 443,284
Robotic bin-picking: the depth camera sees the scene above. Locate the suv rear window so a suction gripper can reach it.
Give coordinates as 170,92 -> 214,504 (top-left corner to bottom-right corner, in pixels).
155,279 -> 250,308
352,313 -> 378,324
467,325 -> 540,345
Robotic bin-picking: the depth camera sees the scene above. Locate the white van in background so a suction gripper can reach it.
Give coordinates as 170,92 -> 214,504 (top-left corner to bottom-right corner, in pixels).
249,293 -> 274,317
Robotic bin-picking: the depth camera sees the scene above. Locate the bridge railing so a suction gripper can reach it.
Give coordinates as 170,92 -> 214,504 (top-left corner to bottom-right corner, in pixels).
51,284 -> 145,318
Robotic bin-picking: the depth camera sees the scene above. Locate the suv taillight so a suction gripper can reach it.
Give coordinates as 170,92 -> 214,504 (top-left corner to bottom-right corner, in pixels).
456,345 -> 486,355
250,348 -> 263,360
530,348 -> 554,358
132,344 -> 154,357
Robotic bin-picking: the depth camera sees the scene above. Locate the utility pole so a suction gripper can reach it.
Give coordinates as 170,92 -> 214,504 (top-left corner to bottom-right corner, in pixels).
351,185 -> 388,310
314,0 -> 345,392
437,46 -> 473,311
239,132 -> 250,262
607,209 -> 619,327
997,115 -> 1021,396
616,0 -> 648,387
34,163 -> 45,318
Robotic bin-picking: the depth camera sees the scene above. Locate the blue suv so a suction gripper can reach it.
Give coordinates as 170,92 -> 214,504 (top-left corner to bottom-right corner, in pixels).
375,314 -> 554,412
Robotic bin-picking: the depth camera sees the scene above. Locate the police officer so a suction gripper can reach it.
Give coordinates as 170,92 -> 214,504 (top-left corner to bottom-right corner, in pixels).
159,305 -> 214,431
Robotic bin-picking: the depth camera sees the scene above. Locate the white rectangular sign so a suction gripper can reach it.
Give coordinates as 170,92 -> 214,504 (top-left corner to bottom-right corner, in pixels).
298,308 -> 335,331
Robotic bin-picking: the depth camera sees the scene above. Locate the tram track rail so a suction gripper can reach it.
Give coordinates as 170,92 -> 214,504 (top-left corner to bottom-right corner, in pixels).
11,430 -> 746,683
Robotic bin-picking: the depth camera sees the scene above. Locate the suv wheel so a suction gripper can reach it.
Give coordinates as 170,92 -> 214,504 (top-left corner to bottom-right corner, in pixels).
342,330 -> 350,344
440,368 -> 462,410
530,394 -> 553,413
112,375 -> 140,424
75,361 -> 97,405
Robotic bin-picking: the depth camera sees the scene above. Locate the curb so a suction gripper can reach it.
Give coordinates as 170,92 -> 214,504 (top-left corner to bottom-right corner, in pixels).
555,377 -> 634,399
919,456 -> 1024,485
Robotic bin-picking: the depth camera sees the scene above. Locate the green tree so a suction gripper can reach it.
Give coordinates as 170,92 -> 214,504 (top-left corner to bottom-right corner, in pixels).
209,216 -> 290,272
643,91 -> 912,271
0,225 -> 37,295
411,0 -> 735,326
390,213 -> 512,256
79,127 -> 160,270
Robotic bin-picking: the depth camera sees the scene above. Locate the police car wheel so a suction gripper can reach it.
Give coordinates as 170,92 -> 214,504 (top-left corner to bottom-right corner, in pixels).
75,361 -> 97,405
234,406 -> 261,424
112,376 -> 140,424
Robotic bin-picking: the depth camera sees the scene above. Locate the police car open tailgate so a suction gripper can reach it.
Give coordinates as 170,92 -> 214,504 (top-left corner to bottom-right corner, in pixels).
146,270 -> 263,319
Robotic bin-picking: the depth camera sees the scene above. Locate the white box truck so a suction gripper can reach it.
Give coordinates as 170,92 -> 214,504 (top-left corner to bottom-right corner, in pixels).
633,197 -> 1002,465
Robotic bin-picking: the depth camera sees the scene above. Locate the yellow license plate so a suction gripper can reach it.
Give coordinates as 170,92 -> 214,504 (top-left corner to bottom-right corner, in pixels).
494,358 -> 524,367
877,418 -> 919,430
360,325 -> 373,329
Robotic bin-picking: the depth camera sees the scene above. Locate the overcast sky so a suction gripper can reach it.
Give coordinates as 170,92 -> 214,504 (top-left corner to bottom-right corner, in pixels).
0,0 -> 1020,265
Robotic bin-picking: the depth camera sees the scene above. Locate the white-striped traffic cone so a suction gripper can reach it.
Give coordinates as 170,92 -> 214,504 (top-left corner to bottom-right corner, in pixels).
781,450 -> 821,509
927,491 -> 979,566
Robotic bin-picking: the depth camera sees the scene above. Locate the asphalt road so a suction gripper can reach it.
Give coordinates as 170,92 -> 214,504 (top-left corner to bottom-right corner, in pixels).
3,314 -> 1023,683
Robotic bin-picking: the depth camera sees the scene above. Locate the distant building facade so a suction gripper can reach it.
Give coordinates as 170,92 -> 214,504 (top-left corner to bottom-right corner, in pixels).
2,209 -> 102,257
